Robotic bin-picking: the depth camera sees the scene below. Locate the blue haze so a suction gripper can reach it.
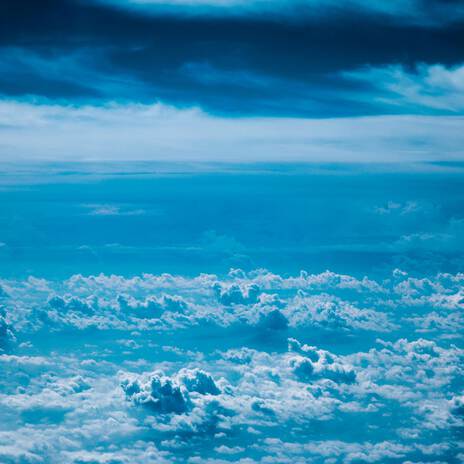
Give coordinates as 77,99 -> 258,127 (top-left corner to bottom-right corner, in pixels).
2,163 -> 464,278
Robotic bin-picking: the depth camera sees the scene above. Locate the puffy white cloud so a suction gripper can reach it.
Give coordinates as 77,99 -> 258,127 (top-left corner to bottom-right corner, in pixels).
289,338 -> 356,384
258,438 -> 413,463
2,267 -> 463,337
213,282 -> 260,306
121,368 -> 221,416
122,371 -> 191,414
284,292 -> 395,332
178,369 -> 221,396
0,268 -> 462,462
117,294 -> 188,318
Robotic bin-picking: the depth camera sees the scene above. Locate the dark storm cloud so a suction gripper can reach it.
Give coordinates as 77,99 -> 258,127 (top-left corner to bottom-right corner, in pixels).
0,0 -> 463,116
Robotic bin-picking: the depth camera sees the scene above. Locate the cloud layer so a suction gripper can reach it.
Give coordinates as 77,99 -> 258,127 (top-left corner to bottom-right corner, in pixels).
93,0 -> 464,25
0,267 -> 463,462
1,100 -> 464,162
2,0 -> 464,123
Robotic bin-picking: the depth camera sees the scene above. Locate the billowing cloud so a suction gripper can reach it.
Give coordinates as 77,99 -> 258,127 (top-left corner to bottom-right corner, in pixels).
289,338 -> 357,384
1,0 -> 463,124
122,371 -> 191,414
2,268 -> 463,336
0,268 -> 462,462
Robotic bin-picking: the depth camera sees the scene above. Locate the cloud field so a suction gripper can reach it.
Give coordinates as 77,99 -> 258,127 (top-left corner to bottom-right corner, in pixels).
0,267 -> 463,463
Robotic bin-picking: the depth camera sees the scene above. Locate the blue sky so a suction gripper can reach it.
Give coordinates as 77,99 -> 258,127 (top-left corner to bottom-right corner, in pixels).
1,0 -> 463,161
1,3 -> 464,464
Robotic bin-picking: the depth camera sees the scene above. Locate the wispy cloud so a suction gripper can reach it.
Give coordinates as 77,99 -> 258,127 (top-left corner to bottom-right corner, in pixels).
92,0 -> 464,25
1,99 -> 463,162
0,47 -> 148,101
83,204 -> 147,216
344,63 -> 464,113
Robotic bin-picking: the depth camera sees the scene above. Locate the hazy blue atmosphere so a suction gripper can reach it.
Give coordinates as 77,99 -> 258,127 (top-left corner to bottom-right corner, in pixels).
2,162 -> 464,279
1,0 -> 464,463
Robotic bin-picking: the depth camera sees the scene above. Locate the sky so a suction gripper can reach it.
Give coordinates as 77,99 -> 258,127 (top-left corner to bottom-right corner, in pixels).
1,165 -> 464,464
1,2 -> 464,464
0,0 -> 464,161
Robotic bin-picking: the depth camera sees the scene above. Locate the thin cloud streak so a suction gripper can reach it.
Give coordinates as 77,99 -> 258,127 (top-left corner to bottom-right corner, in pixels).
1,100 -> 463,162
